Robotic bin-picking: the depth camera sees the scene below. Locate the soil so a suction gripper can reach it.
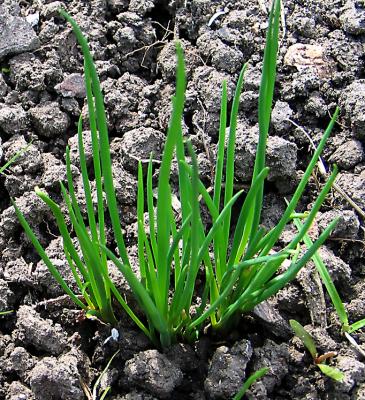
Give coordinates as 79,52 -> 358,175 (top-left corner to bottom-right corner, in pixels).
0,0 -> 365,399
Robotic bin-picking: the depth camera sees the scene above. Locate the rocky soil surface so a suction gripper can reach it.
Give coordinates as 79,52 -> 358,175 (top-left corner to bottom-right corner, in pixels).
0,0 -> 365,399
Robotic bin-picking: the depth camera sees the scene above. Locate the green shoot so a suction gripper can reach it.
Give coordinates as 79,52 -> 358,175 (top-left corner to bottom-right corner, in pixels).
290,319 -> 317,359
92,350 -> 119,400
0,310 -> 13,316
233,367 -> 269,400
317,364 -> 344,382
290,320 -> 344,382
293,215 -> 365,334
0,141 -> 32,175
348,319 -> 365,334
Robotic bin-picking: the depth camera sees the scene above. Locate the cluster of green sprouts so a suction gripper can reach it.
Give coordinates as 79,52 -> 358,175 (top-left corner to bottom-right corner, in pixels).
14,0 -> 340,348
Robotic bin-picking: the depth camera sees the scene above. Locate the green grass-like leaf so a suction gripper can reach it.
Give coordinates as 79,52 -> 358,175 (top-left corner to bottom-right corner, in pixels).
233,367 -> 269,400
0,141 -> 32,175
0,310 -> 13,316
317,364 -> 344,382
290,319 -> 317,359
292,215 -> 349,328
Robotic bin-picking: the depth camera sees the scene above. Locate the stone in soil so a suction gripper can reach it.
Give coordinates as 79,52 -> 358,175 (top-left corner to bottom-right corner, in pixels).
0,105 -> 28,134
110,127 -> 164,173
317,209 -> 360,240
271,100 -> 294,134
340,80 -> 365,139
234,122 -> 297,183
6,381 -> 35,400
102,73 -> 151,133
112,164 -> 138,206
0,4 -> 40,61
325,29 -> 364,76
197,31 -> 244,74
164,343 -> 199,372
336,171 -> 365,209
308,244 -> 352,286
55,73 -> 86,98
340,0 -> 365,35
107,12 -> 156,73
204,339 -> 253,399
13,305 -> 67,355
29,102 -> 70,138
246,340 -> 289,399
124,349 -> 183,398
4,258 -> 34,287
329,139 -> 364,170
333,355 -> 365,394
28,350 -> 87,400
3,346 -> 36,380
157,39 -> 202,80
252,299 -> 292,339
40,152 -> 69,190
9,54 -> 46,92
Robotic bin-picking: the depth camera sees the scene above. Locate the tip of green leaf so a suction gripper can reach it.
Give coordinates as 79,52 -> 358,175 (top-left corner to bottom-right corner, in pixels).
34,186 -> 46,197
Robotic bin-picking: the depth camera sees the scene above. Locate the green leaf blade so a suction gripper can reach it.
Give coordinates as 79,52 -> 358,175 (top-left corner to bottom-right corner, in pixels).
317,364 -> 344,382
290,319 -> 317,359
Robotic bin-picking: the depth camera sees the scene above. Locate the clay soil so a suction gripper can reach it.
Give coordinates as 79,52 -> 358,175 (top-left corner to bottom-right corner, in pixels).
1,0 -> 365,399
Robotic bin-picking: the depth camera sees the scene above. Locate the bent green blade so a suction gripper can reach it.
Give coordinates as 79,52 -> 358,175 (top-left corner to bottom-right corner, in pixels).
293,215 -> 349,328
12,199 -> 85,309
348,319 -> 365,333
59,9 -> 130,267
260,107 -> 340,255
233,367 -> 269,400
251,218 -> 339,308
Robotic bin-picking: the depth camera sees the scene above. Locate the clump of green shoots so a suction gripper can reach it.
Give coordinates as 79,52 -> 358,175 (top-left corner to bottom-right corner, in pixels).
290,319 -> 344,382
14,0 -> 339,348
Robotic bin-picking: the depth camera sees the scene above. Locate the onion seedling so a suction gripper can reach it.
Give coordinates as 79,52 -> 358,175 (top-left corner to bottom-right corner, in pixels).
13,0 -> 339,347
290,319 -> 344,382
